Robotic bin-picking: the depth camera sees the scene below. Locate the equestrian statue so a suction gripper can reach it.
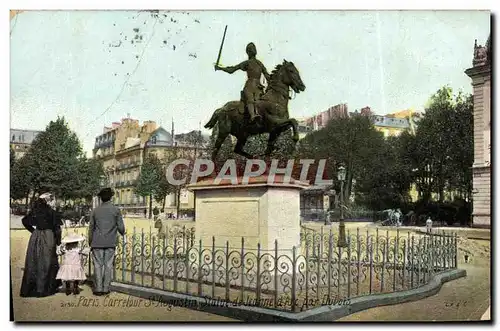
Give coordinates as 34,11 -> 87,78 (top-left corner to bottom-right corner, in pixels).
205,26 -> 306,160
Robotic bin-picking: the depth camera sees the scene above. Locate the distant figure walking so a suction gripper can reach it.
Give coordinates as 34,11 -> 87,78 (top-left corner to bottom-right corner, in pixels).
88,188 -> 125,296
426,217 -> 433,234
20,193 -> 63,298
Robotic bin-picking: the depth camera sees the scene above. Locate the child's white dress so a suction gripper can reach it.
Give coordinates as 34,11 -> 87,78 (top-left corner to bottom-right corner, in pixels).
56,248 -> 87,281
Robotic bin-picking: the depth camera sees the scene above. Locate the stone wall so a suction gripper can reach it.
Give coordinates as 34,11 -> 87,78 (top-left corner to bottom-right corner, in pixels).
465,61 -> 491,228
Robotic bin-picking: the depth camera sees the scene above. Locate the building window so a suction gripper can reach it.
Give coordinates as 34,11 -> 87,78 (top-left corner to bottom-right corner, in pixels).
151,136 -> 157,144
12,135 -> 15,142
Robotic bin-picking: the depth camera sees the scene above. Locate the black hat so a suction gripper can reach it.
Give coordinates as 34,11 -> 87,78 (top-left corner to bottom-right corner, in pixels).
97,187 -> 114,199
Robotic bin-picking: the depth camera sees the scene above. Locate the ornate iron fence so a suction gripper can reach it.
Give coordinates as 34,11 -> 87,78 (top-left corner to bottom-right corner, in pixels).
67,226 -> 458,313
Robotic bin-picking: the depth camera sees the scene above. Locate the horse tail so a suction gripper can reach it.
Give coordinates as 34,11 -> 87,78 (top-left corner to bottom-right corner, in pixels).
204,107 -> 223,129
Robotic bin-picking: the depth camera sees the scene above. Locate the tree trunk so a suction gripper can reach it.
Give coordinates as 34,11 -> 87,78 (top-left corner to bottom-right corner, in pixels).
148,194 -> 153,219
162,196 -> 166,211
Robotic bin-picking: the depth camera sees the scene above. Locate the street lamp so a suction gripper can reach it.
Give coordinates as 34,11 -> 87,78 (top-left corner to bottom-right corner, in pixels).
337,165 -> 347,247
324,188 -> 335,226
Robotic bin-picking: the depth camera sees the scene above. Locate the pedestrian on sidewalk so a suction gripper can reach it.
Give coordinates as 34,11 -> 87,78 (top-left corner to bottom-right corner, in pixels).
56,233 -> 90,295
88,188 -> 125,296
20,192 -> 63,297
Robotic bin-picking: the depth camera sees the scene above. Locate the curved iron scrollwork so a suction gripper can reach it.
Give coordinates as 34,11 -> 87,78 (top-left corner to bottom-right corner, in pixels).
76,225 -> 457,312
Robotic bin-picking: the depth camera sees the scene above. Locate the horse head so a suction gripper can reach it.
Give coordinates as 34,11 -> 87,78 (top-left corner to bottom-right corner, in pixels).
282,59 -> 306,93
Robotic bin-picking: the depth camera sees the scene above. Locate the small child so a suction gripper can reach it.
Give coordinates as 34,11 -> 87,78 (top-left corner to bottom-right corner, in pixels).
56,233 -> 90,295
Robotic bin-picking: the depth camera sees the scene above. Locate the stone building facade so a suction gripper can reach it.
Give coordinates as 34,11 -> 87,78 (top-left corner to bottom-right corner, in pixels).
92,117 -> 208,216
10,129 -> 42,159
465,35 -> 491,228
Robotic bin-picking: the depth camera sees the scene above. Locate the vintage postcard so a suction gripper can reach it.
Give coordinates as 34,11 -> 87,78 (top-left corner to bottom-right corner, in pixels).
9,9 -> 491,322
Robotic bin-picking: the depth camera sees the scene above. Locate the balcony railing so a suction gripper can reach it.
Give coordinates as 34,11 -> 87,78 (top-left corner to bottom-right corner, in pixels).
116,161 -> 140,170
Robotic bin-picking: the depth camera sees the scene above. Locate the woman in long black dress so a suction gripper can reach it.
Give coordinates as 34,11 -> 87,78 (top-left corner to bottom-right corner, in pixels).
20,193 -> 63,297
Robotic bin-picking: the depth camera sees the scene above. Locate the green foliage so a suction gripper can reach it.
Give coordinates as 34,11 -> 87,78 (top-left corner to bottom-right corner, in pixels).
297,85 -> 473,211
27,117 -> 84,199
73,157 -> 105,202
407,87 -> 473,202
10,153 -> 34,201
298,114 -> 385,204
10,147 -> 15,169
135,154 -> 163,198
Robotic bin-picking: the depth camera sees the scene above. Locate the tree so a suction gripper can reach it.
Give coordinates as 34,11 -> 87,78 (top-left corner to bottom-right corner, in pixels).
10,147 -> 15,169
10,153 -> 34,204
407,87 -> 473,203
154,166 -> 175,212
298,114 -> 385,205
74,157 -> 105,203
135,154 -> 163,219
163,146 -> 197,217
27,117 -> 84,200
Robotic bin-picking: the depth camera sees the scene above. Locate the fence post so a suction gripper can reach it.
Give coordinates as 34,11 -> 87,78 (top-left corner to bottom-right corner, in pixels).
256,242 -> 262,306
225,241 -> 230,302
240,237 -> 245,302
211,236 -> 215,297
454,233 -> 458,268
140,229 -> 145,287
442,230 -> 446,270
185,237 -> 190,294
291,245 -> 297,312
173,234 -> 178,292
274,239 -> 278,309
369,234 -> 373,294
347,230 -> 351,299
305,237 -> 309,309
197,239 -> 202,296
402,237 -> 407,290
410,235 -> 415,289
122,234 -> 126,282
163,235 -> 166,291
327,228 -> 332,300
366,229 -> 373,294
356,228 -> 361,297
131,227 -> 136,284
337,244 -> 342,298
446,234 -> 453,269
416,238 -> 422,287
151,235 -> 156,288
393,229 -> 399,292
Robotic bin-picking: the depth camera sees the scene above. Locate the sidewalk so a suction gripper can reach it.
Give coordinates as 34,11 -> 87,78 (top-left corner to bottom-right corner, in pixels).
10,230 -> 235,322
338,264 -> 490,321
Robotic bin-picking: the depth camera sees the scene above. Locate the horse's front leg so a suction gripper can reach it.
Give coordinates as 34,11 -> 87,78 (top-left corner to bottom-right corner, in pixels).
234,138 -> 254,159
289,118 -> 299,142
263,131 -> 278,156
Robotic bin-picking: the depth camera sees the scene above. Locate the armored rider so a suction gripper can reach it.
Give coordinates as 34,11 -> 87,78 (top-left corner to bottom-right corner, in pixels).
215,42 -> 271,123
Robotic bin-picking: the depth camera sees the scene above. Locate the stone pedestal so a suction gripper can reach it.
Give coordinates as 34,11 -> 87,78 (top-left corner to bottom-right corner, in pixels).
188,175 -> 308,253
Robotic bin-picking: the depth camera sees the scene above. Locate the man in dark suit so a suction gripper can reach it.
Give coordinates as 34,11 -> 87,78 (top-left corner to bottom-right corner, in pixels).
88,188 -> 125,296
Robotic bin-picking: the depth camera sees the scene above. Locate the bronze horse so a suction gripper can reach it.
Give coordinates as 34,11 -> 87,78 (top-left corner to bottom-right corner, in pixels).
205,60 -> 306,160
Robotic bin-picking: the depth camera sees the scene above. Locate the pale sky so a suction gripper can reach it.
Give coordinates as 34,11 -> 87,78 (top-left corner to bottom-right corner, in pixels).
10,10 -> 490,155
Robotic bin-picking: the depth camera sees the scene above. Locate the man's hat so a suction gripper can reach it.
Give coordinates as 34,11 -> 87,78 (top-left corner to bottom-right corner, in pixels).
97,187 -> 114,199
